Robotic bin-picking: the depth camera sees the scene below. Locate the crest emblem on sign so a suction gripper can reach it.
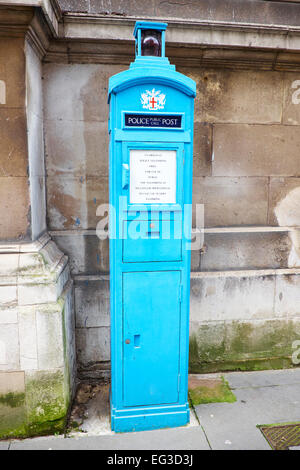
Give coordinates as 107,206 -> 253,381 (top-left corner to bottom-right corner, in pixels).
141,88 -> 166,110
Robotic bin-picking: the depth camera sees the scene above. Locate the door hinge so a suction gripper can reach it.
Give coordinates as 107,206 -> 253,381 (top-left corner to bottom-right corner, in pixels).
178,374 -> 181,393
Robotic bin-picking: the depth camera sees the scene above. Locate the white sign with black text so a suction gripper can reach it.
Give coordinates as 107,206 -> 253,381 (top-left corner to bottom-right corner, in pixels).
129,149 -> 177,204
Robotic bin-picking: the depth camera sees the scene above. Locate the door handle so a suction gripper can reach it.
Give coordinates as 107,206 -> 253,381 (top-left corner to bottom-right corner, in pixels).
125,339 -> 130,344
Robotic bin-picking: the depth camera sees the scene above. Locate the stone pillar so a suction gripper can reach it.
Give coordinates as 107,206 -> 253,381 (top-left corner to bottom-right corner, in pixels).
0,5 -> 75,439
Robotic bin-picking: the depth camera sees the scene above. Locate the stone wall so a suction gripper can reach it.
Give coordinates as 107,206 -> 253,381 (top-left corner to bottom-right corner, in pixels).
0,20 -> 76,438
0,37 -> 30,240
43,60 -> 300,377
0,235 -> 76,438
57,0 -> 300,28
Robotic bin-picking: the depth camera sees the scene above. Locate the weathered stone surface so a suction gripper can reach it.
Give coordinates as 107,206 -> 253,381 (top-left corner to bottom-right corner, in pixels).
213,124 -> 300,177
200,232 -> 292,271
25,40 -> 43,120
75,279 -> 110,328
0,371 -> 24,395
26,42 -> 47,239
43,63 -> 125,123
282,73 -> 300,126
18,283 -> 59,306
36,307 -> 64,370
154,0 -> 300,26
275,274 -> 300,318
62,281 -> 77,397
0,109 -> 28,177
52,234 -> 109,274
0,37 -> 25,109
0,324 -> 20,370
268,177 -> 300,226
57,0 -> 300,27
25,369 -> 68,435
58,0 -> 89,12
30,176 -> 47,240
19,308 -> 38,370
0,286 -> 17,306
193,122 -> 212,177
189,318 -> 300,373
192,177 -> 268,227
47,176 -> 108,230
0,308 -> 18,324
76,326 -> 110,366
190,273 -> 275,323
178,68 -> 283,124
89,0 -> 156,15
45,119 -> 108,176
0,254 -> 18,276
0,176 -> 29,240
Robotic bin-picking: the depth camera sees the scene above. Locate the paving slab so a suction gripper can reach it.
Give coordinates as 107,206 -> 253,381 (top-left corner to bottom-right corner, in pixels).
225,369 -> 300,389
9,426 -> 210,450
195,369 -> 300,450
0,441 -> 10,450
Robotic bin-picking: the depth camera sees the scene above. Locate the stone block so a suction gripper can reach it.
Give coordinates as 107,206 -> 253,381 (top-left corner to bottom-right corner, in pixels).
213,124 -> 300,177
192,176 -> 268,227
18,283 -> 58,306
89,0 -> 155,15
189,318 -> 300,373
178,68 -> 283,124
47,176 -> 108,230
43,63 -> 124,122
190,273 -> 275,323
25,41 -> 43,120
45,119 -> 108,176
0,324 -> 20,370
0,307 -> 18,324
193,122 -> 212,177
282,73 -> 300,125
52,234 -> 109,274
62,281 -> 76,396
0,286 -> 17,306
75,279 -> 110,328
0,254 -> 19,276
0,371 -> 24,394
18,307 -> 38,370
58,0 -> 88,12
30,176 -> 47,240
153,0 -> 300,26
76,326 -> 110,367
36,307 -> 64,370
274,274 -> 300,319
0,108 -> 28,177
25,369 -> 69,435
268,177 -> 300,226
27,113 -> 45,177
200,232 -> 291,271
0,37 -> 25,108
0,176 -> 29,240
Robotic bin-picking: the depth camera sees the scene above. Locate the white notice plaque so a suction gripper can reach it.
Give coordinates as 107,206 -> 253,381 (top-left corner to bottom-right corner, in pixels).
130,149 -> 177,204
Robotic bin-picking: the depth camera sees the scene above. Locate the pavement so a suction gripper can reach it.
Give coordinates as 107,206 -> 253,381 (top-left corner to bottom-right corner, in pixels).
1,368 -> 300,450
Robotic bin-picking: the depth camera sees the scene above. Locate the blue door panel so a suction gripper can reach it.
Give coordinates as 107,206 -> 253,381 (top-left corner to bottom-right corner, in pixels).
123,271 -> 181,407
123,219 -> 182,262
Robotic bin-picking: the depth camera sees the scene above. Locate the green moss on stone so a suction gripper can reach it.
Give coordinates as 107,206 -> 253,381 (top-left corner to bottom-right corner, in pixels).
189,377 -> 236,406
0,392 -> 25,408
0,392 -> 26,439
189,320 -> 300,373
26,370 -> 67,425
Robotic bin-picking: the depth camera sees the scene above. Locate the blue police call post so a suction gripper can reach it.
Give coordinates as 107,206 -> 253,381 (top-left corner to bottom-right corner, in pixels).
108,21 -> 196,432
